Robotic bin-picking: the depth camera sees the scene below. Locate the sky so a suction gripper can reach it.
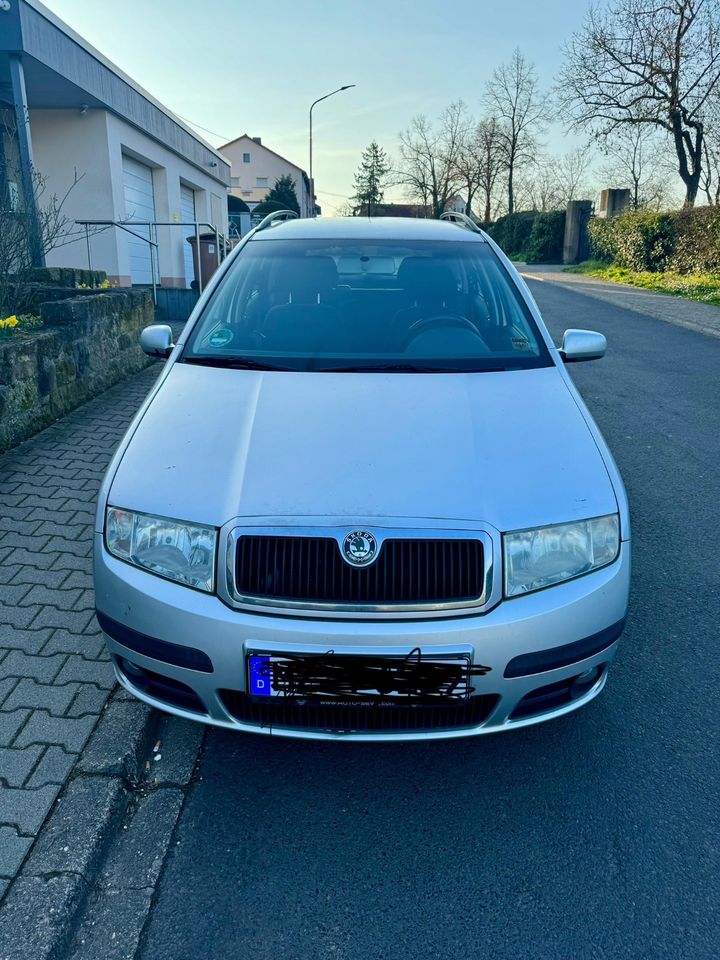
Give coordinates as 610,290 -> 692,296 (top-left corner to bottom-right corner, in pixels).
40,0 -> 591,213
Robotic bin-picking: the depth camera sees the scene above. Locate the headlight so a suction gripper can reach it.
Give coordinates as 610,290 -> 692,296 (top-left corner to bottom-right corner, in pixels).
105,507 -> 217,592
503,514 -> 620,597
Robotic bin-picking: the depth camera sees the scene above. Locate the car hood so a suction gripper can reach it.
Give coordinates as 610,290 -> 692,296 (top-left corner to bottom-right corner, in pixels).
109,362 -> 617,531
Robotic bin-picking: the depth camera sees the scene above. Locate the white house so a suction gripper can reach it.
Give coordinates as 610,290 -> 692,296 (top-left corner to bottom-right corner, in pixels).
219,135 -> 314,218
1,0 -> 230,288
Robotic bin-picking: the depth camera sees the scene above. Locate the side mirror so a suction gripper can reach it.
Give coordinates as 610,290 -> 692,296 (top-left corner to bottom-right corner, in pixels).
560,329 -> 607,363
140,324 -> 174,358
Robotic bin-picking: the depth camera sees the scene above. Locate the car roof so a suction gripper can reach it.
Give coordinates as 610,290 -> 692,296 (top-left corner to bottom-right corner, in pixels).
250,216 -> 487,242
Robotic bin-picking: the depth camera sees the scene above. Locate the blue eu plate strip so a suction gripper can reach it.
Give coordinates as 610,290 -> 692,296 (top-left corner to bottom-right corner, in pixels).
248,655 -> 272,696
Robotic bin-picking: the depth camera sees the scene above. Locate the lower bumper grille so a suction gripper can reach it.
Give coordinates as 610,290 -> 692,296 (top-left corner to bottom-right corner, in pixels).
219,690 -> 498,733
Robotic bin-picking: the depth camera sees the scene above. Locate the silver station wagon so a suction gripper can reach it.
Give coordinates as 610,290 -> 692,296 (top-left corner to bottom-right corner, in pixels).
94,212 -> 630,741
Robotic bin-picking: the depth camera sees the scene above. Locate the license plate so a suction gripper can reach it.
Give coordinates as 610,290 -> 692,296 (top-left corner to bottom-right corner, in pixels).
247,652 -> 473,703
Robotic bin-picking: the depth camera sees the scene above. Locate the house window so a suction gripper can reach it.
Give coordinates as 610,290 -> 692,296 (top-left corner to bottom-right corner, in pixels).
243,153 -> 250,163
230,177 -> 242,187
256,177 -> 268,188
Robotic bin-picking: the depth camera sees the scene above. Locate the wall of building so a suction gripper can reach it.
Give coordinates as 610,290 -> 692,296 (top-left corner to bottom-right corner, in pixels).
106,113 -> 229,287
222,137 -> 311,217
29,109 -> 119,277
30,109 -> 230,287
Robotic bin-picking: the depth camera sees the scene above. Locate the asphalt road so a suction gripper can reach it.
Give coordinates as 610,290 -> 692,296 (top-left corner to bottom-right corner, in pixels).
137,281 -> 720,960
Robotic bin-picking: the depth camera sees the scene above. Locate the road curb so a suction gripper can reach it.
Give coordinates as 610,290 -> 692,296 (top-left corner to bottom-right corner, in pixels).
520,269 -> 720,340
0,691 -> 160,960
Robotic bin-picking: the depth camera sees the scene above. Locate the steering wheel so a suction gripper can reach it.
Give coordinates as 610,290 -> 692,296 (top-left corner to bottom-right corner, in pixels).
406,314 -> 480,339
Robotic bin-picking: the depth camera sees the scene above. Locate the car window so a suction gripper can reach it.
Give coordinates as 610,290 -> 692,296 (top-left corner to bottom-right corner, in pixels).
181,238 -> 552,373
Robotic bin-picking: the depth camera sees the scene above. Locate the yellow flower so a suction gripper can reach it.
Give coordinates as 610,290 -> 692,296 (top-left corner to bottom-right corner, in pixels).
6,316 -> 18,327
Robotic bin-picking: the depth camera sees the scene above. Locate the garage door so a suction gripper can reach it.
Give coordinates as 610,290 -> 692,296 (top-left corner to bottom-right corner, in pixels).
122,156 -> 156,285
180,184 -> 196,288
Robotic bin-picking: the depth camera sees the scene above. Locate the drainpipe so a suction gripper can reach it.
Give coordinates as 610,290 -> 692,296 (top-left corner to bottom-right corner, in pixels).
9,53 -> 45,267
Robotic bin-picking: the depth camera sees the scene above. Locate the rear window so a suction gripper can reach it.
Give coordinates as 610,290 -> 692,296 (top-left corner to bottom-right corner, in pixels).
181,238 -> 552,373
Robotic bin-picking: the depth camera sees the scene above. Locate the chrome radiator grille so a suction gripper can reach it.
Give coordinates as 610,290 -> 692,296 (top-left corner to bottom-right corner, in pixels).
234,535 -> 485,607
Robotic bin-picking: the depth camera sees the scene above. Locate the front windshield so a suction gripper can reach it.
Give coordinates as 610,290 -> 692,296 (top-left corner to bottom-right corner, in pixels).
181,237 -> 552,373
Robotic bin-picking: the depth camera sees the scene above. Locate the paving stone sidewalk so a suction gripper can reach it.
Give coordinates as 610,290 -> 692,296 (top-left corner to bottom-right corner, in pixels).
0,365 -> 160,900
520,263 -> 720,340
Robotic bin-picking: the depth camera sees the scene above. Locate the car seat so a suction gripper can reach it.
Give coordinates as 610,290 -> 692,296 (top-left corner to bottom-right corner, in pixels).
260,257 -> 343,354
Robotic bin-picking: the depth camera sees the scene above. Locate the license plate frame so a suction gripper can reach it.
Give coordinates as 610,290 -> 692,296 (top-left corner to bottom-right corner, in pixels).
246,651 -> 474,704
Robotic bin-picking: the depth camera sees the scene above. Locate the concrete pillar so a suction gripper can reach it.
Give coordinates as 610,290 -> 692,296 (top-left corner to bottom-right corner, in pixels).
9,53 -> 44,267
597,188 -> 630,219
563,200 -> 593,265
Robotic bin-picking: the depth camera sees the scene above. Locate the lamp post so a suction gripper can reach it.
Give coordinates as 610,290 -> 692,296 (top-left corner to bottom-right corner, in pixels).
309,84 -> 355,217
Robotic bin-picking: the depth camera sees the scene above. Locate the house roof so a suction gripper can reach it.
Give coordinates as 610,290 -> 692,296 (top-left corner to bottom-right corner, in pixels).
218,134 -> 309,183
1,0 -> 230,182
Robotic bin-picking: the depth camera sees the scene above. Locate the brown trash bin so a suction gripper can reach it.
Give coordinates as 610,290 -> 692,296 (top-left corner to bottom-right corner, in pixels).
186,233 -> 224,289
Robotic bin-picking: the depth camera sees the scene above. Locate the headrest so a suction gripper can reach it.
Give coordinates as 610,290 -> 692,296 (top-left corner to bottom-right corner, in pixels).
274,256 -> 338,302
397,257 -> 458,300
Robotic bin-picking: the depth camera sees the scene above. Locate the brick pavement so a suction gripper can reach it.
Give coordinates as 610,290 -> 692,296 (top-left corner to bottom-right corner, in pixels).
0,365 -> 159,899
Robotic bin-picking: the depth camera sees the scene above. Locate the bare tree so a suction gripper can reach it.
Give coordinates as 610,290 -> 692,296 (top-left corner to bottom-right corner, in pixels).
452,111 -> 484,217
485,49 -> 545,215
699,95 -> 720,203
558,0 -> 720,207
522,160 -> 563,212
473,117 -> 505,224
554,146 -> 595,206
598,126 -> 674,209
517,147 -> 594,213
397,102 -> 466,217
701,137 -> 720,204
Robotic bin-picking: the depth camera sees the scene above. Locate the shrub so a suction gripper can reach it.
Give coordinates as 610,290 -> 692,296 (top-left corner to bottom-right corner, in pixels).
525,211 -> 566,263
488,211 -> 538,258
588,211 -> 676,272
488,210 -> 566,262
669,206 -> 720,273
250,199 -> 289,217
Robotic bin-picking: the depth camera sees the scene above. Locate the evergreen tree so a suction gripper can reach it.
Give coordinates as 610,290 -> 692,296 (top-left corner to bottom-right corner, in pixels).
264,174 -> 300,214
352,141 -> 391,215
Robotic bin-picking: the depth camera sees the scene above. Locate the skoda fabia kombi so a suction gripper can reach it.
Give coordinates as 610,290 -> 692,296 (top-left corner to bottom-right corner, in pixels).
94,212 -> 630,741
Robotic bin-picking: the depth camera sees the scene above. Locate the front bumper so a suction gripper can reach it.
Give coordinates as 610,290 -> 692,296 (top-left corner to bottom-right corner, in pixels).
94,535 -> 630,741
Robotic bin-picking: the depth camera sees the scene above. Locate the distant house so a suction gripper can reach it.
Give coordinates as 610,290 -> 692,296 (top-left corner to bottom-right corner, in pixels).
353,199 -> 472,219
219,135 -> 314,218
1,0 -> 230,288
355,202 -> 432,218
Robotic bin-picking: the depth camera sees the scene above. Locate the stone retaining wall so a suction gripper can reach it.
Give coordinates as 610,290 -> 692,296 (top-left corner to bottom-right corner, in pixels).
0,290 -> 155,452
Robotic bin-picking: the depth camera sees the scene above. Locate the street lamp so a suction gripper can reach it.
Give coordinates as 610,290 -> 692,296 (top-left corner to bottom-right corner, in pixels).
309,84 -> 356,217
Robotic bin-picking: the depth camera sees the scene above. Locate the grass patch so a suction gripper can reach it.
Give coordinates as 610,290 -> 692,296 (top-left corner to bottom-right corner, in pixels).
566,261 -> 720,307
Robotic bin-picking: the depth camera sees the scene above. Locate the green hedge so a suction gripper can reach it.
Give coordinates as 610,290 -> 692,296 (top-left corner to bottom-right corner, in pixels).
488,211 -> 536,258
588,206 -> 720,273
588,212 -> 675,271
525,211 -> 566,263
669,206 -> 720,273
488,210 -> 566,262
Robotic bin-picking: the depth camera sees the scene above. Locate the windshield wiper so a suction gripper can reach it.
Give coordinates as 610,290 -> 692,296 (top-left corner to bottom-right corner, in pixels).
322,363 -> 507,373
182,356 -> 294,371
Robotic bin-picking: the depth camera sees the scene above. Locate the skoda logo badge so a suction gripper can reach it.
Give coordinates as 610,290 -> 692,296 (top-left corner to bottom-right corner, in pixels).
342,530 -> 378,567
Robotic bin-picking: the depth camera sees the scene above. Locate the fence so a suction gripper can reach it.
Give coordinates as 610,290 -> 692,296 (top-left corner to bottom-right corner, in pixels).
74,219 -> 231,302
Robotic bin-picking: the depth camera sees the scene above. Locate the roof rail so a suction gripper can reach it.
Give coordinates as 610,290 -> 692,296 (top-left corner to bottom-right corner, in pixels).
254,209 -> 299,233
439,211 -> 485,235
